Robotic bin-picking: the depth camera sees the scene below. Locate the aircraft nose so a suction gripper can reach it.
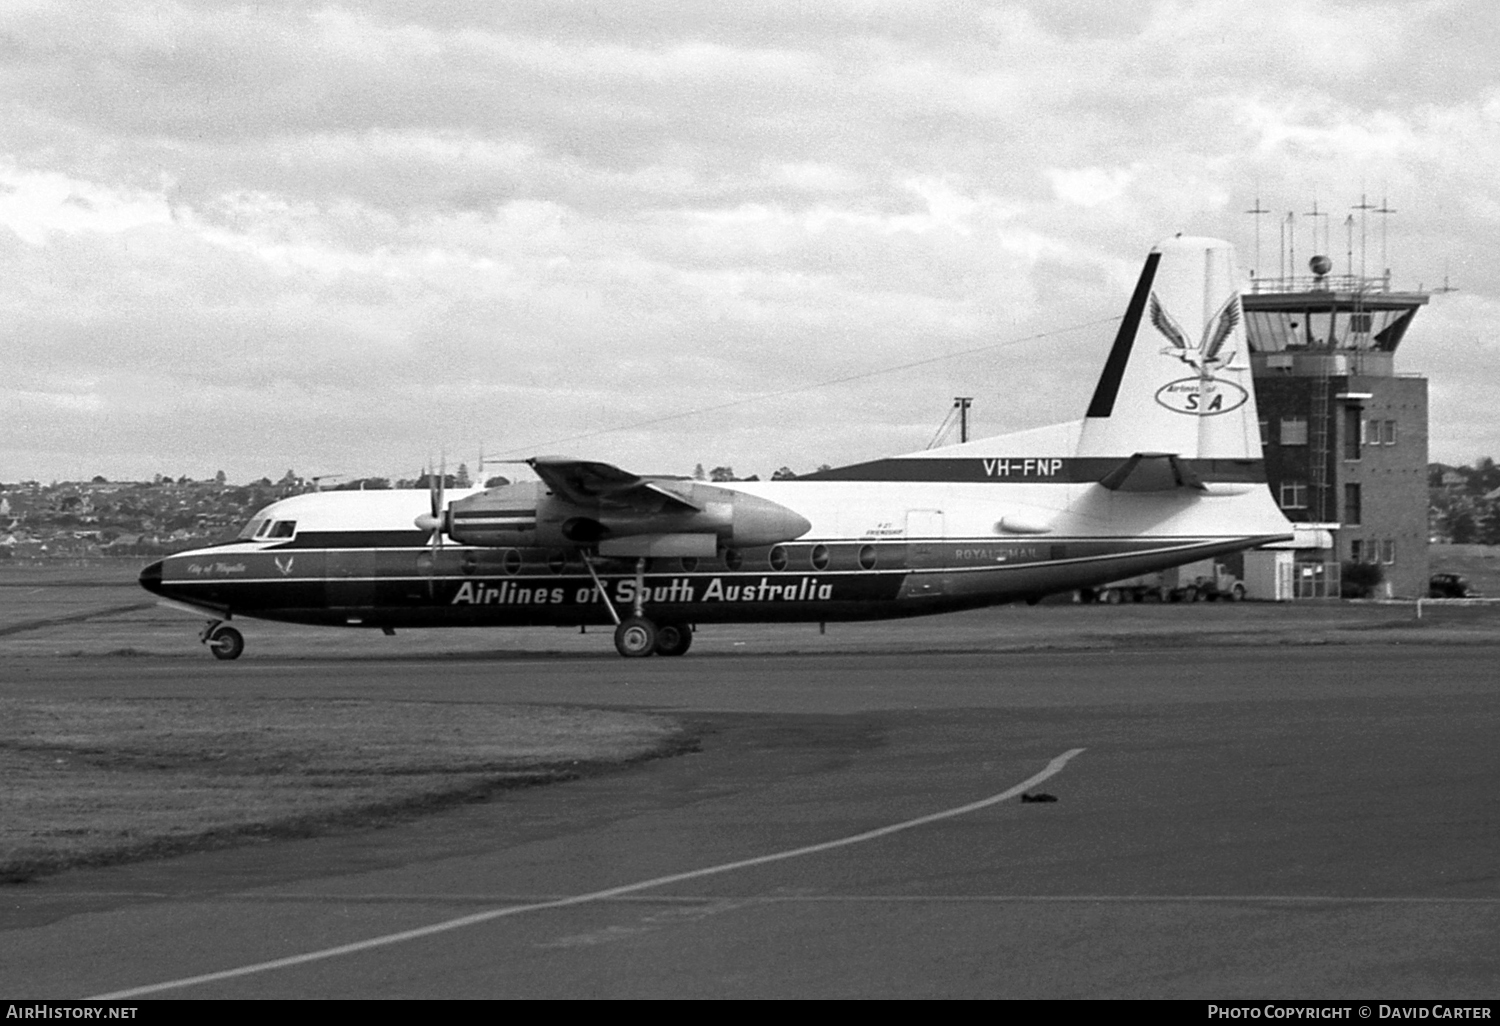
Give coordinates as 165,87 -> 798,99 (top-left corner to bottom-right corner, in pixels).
138,559 -> 164,596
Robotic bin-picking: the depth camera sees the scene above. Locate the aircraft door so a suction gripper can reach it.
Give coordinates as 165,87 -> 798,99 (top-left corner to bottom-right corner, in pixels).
905,509 -> 945,568
326,549 -> 377,610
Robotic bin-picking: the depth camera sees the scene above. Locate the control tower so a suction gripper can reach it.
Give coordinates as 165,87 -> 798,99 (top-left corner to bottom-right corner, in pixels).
1241,255 -> 1430,597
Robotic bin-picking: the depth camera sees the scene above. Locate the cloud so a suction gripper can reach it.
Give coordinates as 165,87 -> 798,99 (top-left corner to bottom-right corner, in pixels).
0,0 -> 1496,482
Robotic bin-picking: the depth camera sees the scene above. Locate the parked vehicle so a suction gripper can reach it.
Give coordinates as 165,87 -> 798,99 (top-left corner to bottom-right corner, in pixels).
1084,559 -> 1246,604
1427,572 -> 1477,598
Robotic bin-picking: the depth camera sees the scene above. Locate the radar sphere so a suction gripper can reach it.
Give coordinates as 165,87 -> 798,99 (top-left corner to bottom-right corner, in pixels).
1309,254 -> 1333,275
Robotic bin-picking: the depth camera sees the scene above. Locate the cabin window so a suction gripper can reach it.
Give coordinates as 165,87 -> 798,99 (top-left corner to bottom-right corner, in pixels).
503,549 -> 522,575
858,544 -> 878,571
810,544 -> 830,571
461,551 -> 477,575
547,551 -> 566,574
680,556 -> 699,572
723,548 -> 743,571
768,546 -> 788,571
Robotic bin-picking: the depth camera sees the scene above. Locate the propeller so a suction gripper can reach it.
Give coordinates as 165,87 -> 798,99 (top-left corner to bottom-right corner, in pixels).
413,456 -> 447,597
413,455 -> 447,543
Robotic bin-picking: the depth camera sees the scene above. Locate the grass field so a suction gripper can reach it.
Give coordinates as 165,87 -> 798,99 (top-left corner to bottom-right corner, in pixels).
1,698 -> 683,882
0,563 -> 697,881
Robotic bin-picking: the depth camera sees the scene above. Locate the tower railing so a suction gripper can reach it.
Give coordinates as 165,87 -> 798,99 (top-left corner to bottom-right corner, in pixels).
1247,271 -> 1393,294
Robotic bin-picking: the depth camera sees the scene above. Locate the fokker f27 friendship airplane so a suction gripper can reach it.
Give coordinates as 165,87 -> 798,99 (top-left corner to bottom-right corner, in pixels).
140,236 -> 1294,659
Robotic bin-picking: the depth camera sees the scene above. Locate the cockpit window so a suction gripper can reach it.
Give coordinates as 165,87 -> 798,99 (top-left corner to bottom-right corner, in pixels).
237,516 -> 296,540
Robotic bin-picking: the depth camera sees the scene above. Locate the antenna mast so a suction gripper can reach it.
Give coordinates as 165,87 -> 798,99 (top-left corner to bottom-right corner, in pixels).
1375,195 -> 1396,289
1286,211 -> 1296,286
1246,195 -> 1270,279
1352,193 -> 1377,281
1305,198 -> 1329,261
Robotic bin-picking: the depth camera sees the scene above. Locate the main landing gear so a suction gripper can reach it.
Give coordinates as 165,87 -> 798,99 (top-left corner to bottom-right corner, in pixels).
200,620 -> 244,661
583,555 -> 694,659
611,616 -> 694,658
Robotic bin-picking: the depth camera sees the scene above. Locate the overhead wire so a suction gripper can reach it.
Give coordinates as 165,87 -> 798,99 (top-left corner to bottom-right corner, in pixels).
490,314 -> 1122,457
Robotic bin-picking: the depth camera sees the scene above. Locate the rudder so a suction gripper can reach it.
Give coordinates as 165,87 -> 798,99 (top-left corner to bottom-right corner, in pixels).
1076,236 -> 1261,462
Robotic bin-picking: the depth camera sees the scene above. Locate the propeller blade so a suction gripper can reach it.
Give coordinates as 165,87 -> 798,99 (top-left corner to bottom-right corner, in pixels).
418,456 -> 447,555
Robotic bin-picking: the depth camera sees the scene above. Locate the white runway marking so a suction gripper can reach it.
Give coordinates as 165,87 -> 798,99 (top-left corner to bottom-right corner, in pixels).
90,747 -> 1085,999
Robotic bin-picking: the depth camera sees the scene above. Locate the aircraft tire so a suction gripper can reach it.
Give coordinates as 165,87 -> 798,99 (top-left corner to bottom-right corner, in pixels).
614,617 -> 657,658
209,626 -> 244,661
654,622 -> 693,657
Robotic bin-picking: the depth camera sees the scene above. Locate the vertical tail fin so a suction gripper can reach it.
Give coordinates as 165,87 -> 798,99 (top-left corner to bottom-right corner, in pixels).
1076,236 -> 1260,461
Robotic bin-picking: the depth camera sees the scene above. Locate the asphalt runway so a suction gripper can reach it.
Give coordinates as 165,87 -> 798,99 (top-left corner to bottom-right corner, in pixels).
2,643 -> 1498,999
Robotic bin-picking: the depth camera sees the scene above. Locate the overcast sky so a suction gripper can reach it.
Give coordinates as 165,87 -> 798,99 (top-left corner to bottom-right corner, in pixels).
3,0 -> 1497,484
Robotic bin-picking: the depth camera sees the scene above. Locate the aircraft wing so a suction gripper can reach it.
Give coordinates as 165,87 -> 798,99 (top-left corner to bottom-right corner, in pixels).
527,456 -> 701,512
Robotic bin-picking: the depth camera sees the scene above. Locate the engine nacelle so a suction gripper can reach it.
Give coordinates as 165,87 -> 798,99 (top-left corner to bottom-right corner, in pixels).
443,482 -> 544,547
440,480 -> 810,551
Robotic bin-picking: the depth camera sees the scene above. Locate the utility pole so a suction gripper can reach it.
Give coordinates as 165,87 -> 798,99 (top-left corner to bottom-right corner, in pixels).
953,397 -> 973,444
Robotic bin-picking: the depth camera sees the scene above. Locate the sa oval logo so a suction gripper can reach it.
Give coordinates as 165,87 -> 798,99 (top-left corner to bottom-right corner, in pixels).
1154,376 -> 1248,416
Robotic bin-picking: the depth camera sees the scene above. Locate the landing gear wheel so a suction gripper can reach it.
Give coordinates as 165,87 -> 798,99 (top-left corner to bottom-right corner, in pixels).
613,617 -> 657,658
209,626 -> 244,661
654,621 -> 693,657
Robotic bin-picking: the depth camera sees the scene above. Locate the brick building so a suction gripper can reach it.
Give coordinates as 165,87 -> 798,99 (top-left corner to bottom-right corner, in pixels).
1240,271 -> 1430,597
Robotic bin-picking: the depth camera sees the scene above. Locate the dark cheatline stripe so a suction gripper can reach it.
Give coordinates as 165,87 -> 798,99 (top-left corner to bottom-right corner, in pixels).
1084,250 -> 1160,419
801,456 -> 1264,484
275,530 -> 431,549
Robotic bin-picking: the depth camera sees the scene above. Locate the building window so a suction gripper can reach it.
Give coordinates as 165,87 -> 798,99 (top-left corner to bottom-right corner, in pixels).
1343,406 -> 1362,461
1279,481 -> 1308,510
1343,483 -> 1362,526
1280,417 -> 1308,446
1259,418 -> 1271,446
1382,539 -> 1396,565
1350,539 -> 1363,563
1383,420 -> 1397,445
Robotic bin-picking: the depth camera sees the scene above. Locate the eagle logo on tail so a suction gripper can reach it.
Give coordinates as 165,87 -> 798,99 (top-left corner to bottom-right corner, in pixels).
1150,293 -> 1240,374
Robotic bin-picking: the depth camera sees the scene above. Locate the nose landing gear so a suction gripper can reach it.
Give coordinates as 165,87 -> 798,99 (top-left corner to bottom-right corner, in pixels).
199,620 -> 244,661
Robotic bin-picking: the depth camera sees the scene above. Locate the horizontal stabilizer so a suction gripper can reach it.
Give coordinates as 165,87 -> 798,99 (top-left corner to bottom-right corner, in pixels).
1098,453 -> 1205,493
